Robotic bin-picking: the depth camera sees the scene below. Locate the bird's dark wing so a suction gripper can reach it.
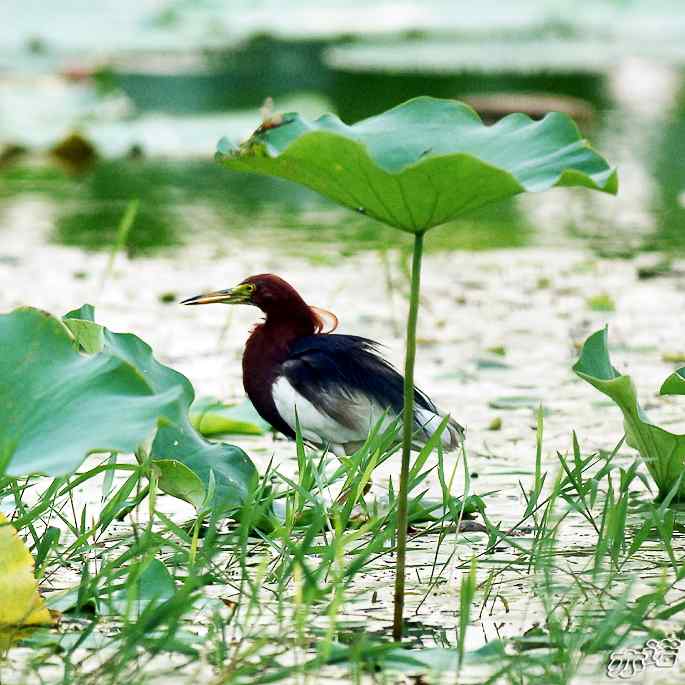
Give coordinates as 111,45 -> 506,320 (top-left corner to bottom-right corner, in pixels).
281,334 -> 437,429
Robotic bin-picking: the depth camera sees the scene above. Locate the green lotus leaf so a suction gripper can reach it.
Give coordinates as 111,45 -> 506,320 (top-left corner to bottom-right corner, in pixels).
659,369 -> 685,396
0,308 -> 183,477
153,459 -> 206,512
51,558 -> 176,618
573,328 -> 685,500
64,304 -> 96,321
190,397 -> 270,436
150,423 -> 257,513
103,558 -> 176,618
63,305 -> 103,353
65,309 -> 258,511
0,306 -> 257,512
101,330 -> 194,424
217,96 -> 617,233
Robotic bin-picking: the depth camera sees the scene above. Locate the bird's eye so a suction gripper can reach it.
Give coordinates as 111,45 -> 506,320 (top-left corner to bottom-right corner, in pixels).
247,284 -> 256,293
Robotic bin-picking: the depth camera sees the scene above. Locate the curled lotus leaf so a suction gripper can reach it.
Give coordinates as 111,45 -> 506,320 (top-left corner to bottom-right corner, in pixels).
574,328 -> 685,501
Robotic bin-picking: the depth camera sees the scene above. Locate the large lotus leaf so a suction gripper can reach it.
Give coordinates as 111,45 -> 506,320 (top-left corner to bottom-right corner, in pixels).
0,308 -> 183,477
1,306 -> 257,513
573,328 -> 685,500
63,308 -> 258,510
217,96 -> 617,233
64,309 -> 193,428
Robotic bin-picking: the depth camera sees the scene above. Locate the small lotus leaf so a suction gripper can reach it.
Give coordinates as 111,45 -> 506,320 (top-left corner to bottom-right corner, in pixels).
151,423 -> 257,514
190,397 -> 270,436
574,328 -> 685,500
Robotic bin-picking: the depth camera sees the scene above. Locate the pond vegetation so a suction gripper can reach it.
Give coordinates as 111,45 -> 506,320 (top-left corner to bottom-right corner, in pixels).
3,3 -> 685,683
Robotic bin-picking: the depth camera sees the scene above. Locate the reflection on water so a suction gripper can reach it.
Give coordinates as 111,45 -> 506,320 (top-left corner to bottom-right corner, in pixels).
108,35 -> 610,123
0,158 -> 530,255
1,35 -> 684,258
108,37 -> 332,114
648,83 -> 685,252
334,619 -> 456,651
53,161 -> 181,254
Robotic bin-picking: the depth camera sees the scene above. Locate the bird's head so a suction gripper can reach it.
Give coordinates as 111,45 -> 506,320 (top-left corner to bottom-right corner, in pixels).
181,273 -> 337,332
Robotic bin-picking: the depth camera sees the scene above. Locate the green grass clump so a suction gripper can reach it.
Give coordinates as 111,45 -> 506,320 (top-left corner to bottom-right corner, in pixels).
2,411 -> 683,685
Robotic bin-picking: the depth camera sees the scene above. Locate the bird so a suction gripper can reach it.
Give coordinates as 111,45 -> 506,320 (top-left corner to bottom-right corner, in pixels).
181,274 -> 464,457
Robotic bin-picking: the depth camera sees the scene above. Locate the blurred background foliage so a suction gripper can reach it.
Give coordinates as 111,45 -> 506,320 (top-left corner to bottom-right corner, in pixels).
1,0 -> 684,257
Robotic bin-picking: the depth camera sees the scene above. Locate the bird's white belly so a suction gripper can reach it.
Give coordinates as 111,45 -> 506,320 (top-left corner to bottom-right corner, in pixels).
271,376 -> 392,447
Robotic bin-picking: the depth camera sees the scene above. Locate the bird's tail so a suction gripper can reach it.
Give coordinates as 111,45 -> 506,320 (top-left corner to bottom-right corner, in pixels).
414,408 -> 465,452
443,414 -> 465,451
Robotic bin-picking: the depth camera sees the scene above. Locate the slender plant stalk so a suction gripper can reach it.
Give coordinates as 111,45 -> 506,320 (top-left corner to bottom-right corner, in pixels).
393,229 -> 425,641
99,198 -> 139,294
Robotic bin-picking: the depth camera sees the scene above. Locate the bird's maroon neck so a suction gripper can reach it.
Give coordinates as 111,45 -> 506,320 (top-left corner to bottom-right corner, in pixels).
249,284 -> 322,346
247,308 -> 317,358
241,294 -> 321,438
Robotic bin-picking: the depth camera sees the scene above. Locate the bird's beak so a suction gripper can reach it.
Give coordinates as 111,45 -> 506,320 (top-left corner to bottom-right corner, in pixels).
181,284 -> 253,306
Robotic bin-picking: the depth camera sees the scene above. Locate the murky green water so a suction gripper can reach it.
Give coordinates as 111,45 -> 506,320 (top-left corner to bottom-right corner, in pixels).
0,159 -> 532,256
2,16 -> 684,258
